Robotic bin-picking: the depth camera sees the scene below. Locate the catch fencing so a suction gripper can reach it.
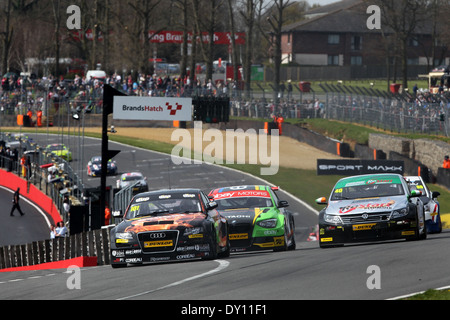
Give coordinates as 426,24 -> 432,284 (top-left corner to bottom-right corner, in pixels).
0,226 -> 113,270
318,84 -> 449,136
229,85 -> 450,137
2,77 -> 449,136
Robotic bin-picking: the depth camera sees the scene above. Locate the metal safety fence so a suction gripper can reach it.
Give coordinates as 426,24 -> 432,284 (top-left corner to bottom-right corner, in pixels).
2,78 -> 449,136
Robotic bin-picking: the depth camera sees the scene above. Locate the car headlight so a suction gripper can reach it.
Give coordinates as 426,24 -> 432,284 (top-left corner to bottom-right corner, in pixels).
390,208 -> 408,219
184,227 -> 203,236
115,232 -> 134,240
93,164 -> 99,170
256,219 -> 278,228
324,214 -> 343,224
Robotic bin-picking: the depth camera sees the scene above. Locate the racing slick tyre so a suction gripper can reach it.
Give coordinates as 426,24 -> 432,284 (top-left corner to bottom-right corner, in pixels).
287,217 -> 296,251
202,226 -> 218,260
111,262 -> 127,269
437,216 -> 443,233
274,219 -> 288,252
218,240 -> 230,258
406,207 -> 427,241
419,209 -> 427,240
217,223 -> 230,258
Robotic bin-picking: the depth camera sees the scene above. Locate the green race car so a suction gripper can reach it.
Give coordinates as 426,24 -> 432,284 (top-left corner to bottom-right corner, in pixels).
208,185 -> 296,252
45,143 -> 72,161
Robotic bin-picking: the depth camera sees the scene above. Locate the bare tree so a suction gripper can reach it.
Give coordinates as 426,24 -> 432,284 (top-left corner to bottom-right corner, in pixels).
374,0 -> 428,89
191,0 -> 224,83
172,0 -> 191,80
51,0 -> 63,77
240,0 -> 256,98
1,0 -> 13,74
128,0 -> 164,75
266,0 -> 292,101
226,0 -> 239,83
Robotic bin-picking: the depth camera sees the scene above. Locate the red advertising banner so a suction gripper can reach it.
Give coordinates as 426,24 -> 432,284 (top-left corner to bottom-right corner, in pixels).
148,30 -> 246,45
71,29 -> 104,42
70,30 -> 246,45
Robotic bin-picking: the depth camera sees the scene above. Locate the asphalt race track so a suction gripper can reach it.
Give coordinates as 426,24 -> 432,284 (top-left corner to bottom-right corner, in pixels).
1,134 -> 449,301
0,186 -> 52,246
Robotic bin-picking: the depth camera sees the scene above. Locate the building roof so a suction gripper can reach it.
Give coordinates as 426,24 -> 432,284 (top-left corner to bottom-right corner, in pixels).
284,0 -> 432,35
305,0 -> 361,18
284,0 -> 371,33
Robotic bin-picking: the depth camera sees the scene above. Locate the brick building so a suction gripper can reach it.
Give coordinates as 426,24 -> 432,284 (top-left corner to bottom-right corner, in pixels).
281,0 -> 450,68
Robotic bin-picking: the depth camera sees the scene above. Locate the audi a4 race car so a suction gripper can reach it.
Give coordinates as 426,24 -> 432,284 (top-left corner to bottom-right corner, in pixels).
208,185 -> 296,252
87,156 -> 117,177
405,176 -> 441,233
116,172 -> 149,194
110,188 -> 230,268
316,173 -> 426,248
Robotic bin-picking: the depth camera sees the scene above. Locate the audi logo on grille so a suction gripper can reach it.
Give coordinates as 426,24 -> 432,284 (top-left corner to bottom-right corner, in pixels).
149,233 -> 166,239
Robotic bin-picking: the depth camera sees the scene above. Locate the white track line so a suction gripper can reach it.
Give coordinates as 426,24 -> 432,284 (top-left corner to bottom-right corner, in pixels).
387,284 -> 450,300
116,259 -> 230,300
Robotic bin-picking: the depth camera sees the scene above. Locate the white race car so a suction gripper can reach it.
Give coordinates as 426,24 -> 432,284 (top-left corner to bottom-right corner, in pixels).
116,172 -> 148,194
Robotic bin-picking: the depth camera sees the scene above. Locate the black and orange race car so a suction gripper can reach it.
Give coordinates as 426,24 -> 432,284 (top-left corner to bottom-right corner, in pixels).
110,188 -> 230,268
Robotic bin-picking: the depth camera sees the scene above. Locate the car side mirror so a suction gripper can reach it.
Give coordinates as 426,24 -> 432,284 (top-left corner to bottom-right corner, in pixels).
410,189 -> 422,198
207,201 -> 218,210
278,200 -> 289,208
432,191 -> 440,199
315,197 -> 328,205
112,210 -> 123,218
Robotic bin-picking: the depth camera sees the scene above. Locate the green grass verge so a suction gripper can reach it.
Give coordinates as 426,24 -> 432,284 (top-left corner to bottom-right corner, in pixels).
403,288 -> 450,300
253,79 -> 431,95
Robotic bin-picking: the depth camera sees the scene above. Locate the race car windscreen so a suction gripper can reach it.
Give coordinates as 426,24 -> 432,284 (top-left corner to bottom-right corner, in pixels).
122,174 -> 144,181
215,197 -> 273,210
331,178 -> 405,200
48,145 -> 65,151
125,193 -> 202,219
407,180 -> 425,193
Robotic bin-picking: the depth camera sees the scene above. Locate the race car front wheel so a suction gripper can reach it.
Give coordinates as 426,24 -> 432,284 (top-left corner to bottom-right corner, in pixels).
274,220 -> 288,252
202,226 -> 218,260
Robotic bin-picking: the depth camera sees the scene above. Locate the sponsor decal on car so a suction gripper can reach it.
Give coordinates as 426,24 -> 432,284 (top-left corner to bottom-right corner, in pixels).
339,200 -> 395,214
144,240 -> 173,248
352,223 -> 376,231
229,233 -> 249,240
188,233 -> 204,239
274,236 -> 285,246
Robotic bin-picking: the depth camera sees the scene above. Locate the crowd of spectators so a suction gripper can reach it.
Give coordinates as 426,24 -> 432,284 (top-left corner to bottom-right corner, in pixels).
2,71 -> 450,134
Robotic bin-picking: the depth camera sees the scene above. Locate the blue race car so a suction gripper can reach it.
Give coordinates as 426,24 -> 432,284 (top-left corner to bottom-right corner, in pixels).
405,176 -> 442,233
87,156 -> 118,177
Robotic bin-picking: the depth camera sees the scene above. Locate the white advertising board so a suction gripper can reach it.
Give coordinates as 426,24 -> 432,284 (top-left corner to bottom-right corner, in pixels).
113,97 -> 192,121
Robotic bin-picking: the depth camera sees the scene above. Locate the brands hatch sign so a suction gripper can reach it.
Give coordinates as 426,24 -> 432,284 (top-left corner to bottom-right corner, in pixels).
113,97 -> 192,121
317,159 -> 404,175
